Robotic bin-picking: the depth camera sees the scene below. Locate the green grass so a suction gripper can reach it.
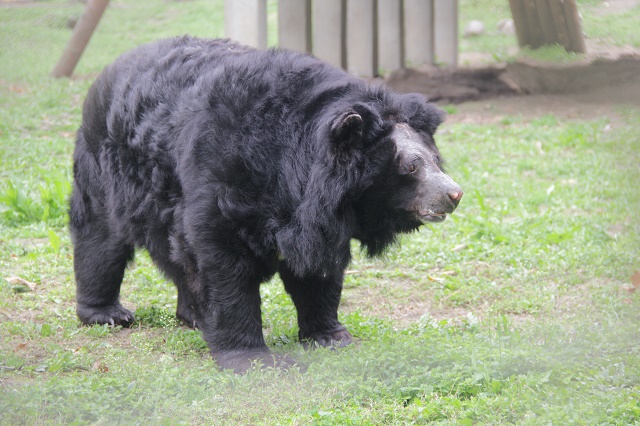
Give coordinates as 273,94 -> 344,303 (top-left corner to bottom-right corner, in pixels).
581,5 -> 640,48
2,1 -> 640,424
458,0 -> 516,63
460,0 -> 640,63
517,44 -> 586,64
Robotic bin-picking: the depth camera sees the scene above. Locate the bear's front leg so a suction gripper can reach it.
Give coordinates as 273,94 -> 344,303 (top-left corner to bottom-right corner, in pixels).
192,257 -> 297,373
279,264 -> 353,349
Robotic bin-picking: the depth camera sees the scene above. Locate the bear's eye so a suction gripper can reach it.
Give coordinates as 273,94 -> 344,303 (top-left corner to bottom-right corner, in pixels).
408,164 -> 417,174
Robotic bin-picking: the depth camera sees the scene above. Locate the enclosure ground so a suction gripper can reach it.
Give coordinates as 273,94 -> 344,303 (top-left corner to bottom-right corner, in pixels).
1,1 -> 640,423
386,51 -> 640,110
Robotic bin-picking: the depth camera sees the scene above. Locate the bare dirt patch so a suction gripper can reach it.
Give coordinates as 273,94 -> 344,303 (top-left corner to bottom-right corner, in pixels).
385,50 -> 640,124
447,77 -> 640,126
341,274 -> 487,327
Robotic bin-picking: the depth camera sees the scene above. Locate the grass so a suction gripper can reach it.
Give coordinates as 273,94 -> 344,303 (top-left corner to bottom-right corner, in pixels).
1,0 -> 640,424
459,0 -> 640,64
517,44 -> 586,64
581,4 -> 640,48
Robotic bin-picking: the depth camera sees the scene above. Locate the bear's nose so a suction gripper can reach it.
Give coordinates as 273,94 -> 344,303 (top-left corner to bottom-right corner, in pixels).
448,189 -> 463,206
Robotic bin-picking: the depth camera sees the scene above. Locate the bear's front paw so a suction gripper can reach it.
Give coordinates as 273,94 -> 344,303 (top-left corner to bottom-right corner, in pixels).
77,302 -> 134,327
213,350 -> 302,374
176,305 -> 197,329
301,328 -> 353,349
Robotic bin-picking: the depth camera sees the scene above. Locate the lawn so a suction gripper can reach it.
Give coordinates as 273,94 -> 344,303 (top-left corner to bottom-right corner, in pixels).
1,0 -> 640,424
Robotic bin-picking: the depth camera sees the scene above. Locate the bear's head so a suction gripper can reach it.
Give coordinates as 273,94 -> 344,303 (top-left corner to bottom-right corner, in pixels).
375,122 -> 463,224
329,93 -> 463,256
277,91 -> 462,276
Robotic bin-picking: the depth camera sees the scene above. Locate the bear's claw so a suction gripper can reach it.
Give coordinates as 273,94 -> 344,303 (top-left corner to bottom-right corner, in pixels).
77,302 -> 134,327
301,328 -> 353,349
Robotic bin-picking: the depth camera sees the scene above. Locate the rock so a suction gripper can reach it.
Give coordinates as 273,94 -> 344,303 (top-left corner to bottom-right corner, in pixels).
497,18 -> 515,36
463,20 -> 485,38
66,16 -> 79,30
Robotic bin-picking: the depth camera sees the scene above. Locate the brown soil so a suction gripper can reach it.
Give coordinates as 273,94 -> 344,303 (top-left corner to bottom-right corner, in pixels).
385,52 -> 640,124
446,76 -> 640,126
388,51 -> 640,97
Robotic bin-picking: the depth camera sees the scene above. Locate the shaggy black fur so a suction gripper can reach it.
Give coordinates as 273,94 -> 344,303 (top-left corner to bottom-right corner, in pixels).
70,36 -> 462,372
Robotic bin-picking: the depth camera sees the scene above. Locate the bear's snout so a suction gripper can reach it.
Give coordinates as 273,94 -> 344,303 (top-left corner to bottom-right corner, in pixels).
414,174 -> 462,223
448,189 -> 463,206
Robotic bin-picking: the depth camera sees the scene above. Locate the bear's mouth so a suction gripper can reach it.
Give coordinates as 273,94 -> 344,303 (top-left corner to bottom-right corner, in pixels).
415,209 -> 447,223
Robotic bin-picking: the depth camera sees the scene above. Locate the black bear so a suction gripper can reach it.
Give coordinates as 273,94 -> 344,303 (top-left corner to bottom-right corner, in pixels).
69,37 -> 462,372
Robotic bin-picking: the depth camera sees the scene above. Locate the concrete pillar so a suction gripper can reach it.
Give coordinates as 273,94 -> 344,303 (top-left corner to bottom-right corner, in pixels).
376,0 -> 403,75
278,0 -> 312,53
346,0 -> 377,77
312,0 -> 346,68
434,0 -> 458,67
224,0 -> 267,49
403,0 -> 434,66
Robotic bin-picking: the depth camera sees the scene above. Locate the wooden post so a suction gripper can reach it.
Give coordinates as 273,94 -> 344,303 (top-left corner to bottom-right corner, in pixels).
434,0 -> 458,67
547,0 -> 571,50
561,0 -> 586,53
51,0 -> 109,78
312,0 -> 346,68
346,0 -> 377,77
278,0 -> 311,53
534,0 -> 557,46
509,0 -> 531,48
224,0 -> 267,49
377,0 -> 403,74
403,0 -> 434,66
510,0 -> 586,53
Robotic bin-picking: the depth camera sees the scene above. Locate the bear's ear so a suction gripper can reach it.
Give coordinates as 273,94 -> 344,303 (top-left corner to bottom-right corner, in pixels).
400,93 -> 446,135
330,111 -> 364,147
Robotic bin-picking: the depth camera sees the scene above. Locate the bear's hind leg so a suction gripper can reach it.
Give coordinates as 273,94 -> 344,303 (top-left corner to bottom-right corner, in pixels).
151,255 -> 198,328
148,241 -> 197,328
72,216 -> 134,327
175,279 -> 197,328
279,264 -> 353,349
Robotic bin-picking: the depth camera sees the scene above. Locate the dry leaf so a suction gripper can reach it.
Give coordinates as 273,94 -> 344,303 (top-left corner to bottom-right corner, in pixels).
0,308 -> 11,320
546,184 -> 555,195
606,223 -> 624,239
9,85 -> 26,94
6,276 -> 37,291
428,276 -> 445,283
621,272 -> 640,294
14,343 -> 27,351
93,361 -> 109,373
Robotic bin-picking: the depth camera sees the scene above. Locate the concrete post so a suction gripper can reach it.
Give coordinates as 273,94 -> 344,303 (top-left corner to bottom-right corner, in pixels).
278,0 -> 312,53
376,0 -> 403,75
224,0 -> 267,49
312,0 -> 346,68
403,0 -> 434,66
434,0 -> 458,67
346,0 -> 377,77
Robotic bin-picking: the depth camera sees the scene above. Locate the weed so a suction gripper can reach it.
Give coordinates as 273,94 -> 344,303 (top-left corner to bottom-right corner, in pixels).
0,173 -> 70,226
134,306 -> 180,328
519,44 -> 586,63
